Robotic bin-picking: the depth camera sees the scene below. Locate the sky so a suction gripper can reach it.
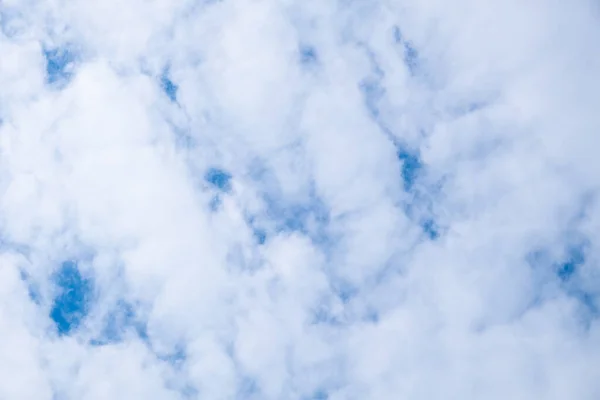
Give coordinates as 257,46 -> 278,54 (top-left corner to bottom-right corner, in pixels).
0,0 -> 600,399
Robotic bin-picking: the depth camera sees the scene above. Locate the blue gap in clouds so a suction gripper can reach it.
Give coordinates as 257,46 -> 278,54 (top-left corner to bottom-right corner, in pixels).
336,281 -> 358,304
557,241 -> 599,323
90,300 -> 148,345
253,227 -> 267,245
160,347 -> 196,398
245,215 -> 267,245
358,43 -> 385,120
279,200 -> 328,234
396,145 -> 441,240
160,68 -> 178,102
155,344 -> 187,373
393,26 -> 402,43
205,167 -> 232,211
557,197 -> 599,319
421,218 -> 439,240
205,167 -> 232,192
357,45 -> 439,240
261,192 -> 331,245
403,42 -> 419,75
167,119 -> 194,149
311,281 -> 358,326
311,307 -> 342,326
557,243 -> 586,281
44,47 -> 76,85
356,40 -> 422,192
557,239 -> 599,322
360,76 -> 385,119
246,161 -> 331,245
392,26 -> 420,75
19,269 -> 42,305
357,44 -> 422,191
527,238 -> 598,322
299,43 -> 318,66
447,100 -> 490,118
397,147 -> 422,192
556,193 -> 596,282
50,261 -> 93,336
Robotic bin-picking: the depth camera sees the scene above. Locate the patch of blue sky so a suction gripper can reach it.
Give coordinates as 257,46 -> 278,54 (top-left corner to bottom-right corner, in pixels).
160,69 -> 178,102
421,218 -> 440,240
527,237 -> 597,323
205,167 -> 232,192
396,146 -> 442,240
556,241 -> 598,319
335,281 -> 358,304
364,307 -> 380,323
360,77 -> 385,119
446,99 -> 490,118
397,147 -> 422,192
358,48 -> 441,239
253,227 -> 267,245
209,194 -> 224,212
283,203 -> 326,233
391,26 -> 420,75
259,193 -> 331,247
19,269 -> 42,305
310,280 -> 359,326
356,43 -> 429,201
561,285 -> 598,330
575,291 -> 598,315
403,42 -> 419,75
50,261 -> 94,336
392,25 -> 402,43
312,301 -> 378,327
44,47 -> 76,86
557,244 -> 586,282
244,160 -> 331,244
243,215 -> 268,245
165,118 -> 194,149
358,43 -> 386,120
90,300 -> 148,345
162,362 -> 197,399
299,44 -> 318,66
156,344 -> 187,369
311,307 -> 343,327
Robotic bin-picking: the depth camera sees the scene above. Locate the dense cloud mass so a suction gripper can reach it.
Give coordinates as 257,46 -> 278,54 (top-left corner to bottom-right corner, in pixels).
1,0 -> 600,398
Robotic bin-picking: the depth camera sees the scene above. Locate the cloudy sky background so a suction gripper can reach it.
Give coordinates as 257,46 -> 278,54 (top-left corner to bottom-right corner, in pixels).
1,0 -> 600,398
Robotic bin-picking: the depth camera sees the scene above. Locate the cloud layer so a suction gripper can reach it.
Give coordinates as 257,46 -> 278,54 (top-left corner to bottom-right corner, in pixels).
1,0 -> 600,398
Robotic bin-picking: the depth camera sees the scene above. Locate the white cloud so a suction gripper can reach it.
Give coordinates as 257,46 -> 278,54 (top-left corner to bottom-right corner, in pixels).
0,0 -> 600,398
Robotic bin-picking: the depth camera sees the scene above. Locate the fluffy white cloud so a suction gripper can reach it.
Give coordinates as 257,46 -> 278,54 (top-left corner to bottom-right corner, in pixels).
1,0 -> 599,398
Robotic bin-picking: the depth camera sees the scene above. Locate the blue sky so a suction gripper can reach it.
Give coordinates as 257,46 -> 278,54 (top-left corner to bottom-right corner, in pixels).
0,0 -> 600,399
